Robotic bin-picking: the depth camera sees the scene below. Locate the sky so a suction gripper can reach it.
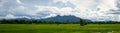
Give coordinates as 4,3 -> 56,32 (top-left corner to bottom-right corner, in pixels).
0,0 -> 120,21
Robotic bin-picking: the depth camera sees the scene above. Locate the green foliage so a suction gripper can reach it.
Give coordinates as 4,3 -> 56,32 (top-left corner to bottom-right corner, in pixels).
79,19 -> 88,26
0,19 -> 80,24
0,19 -> 120,24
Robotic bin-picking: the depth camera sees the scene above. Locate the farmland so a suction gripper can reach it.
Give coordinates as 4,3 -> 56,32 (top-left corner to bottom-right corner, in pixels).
0,24 -> 120,33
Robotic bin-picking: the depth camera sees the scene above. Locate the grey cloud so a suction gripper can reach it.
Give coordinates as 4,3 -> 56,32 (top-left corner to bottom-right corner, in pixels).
116,0 -> 120,8
1,0 -> 119,21
52,1 -> 76,8
107,10 -> 120,14
21,0 -> 53,6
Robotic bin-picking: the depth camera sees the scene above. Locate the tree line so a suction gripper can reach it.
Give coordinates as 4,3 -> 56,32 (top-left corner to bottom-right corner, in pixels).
0,19 -> 80,24
0,19 -> 120,26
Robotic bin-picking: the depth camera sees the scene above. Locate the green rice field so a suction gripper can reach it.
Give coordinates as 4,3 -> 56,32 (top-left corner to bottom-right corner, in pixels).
0,24 -> 120,33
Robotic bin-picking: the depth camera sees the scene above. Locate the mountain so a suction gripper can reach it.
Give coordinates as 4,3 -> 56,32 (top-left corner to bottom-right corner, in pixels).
0,15 -> 92,22
14,17 -> 29,20
41,15 -> 81,22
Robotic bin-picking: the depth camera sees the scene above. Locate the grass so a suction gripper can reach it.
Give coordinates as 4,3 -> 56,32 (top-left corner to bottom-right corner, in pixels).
0,24 -> 120,33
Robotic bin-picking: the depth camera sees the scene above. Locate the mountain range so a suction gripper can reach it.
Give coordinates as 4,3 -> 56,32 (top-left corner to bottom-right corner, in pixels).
0,15 -> 92,22
41,15 -> 81,22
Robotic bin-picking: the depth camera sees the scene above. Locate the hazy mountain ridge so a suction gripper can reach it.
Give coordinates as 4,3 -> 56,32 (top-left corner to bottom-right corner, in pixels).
0,15 -> 92,22
41,15 -> 80,22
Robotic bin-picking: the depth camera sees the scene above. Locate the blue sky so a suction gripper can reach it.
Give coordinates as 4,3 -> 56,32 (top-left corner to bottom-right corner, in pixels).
0,0 -> 120,21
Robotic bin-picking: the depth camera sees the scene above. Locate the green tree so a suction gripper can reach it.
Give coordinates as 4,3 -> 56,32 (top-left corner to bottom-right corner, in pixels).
80,19 -> 85,26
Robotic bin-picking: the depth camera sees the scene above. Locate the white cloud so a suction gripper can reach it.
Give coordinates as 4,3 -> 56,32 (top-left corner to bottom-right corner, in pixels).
34,5 -> 73,17
58,0 -> 119,21
58,7 -> 73,16
5,14 -> 16,19
53,0 -> 69,3
97,0 -> 118,11
16,0 -> 23,4
0,0 -> 120,21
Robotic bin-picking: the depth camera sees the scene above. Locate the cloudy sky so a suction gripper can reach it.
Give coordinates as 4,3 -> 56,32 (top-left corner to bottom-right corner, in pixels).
0,0 -> 120,21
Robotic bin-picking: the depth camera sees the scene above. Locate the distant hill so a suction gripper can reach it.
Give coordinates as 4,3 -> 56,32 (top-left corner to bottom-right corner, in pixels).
14,18 -> 29,20
0,15 -> 92,22
41,15 -> 81,22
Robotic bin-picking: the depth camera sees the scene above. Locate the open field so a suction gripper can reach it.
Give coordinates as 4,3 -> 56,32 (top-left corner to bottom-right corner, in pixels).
0,24 -> 120,33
